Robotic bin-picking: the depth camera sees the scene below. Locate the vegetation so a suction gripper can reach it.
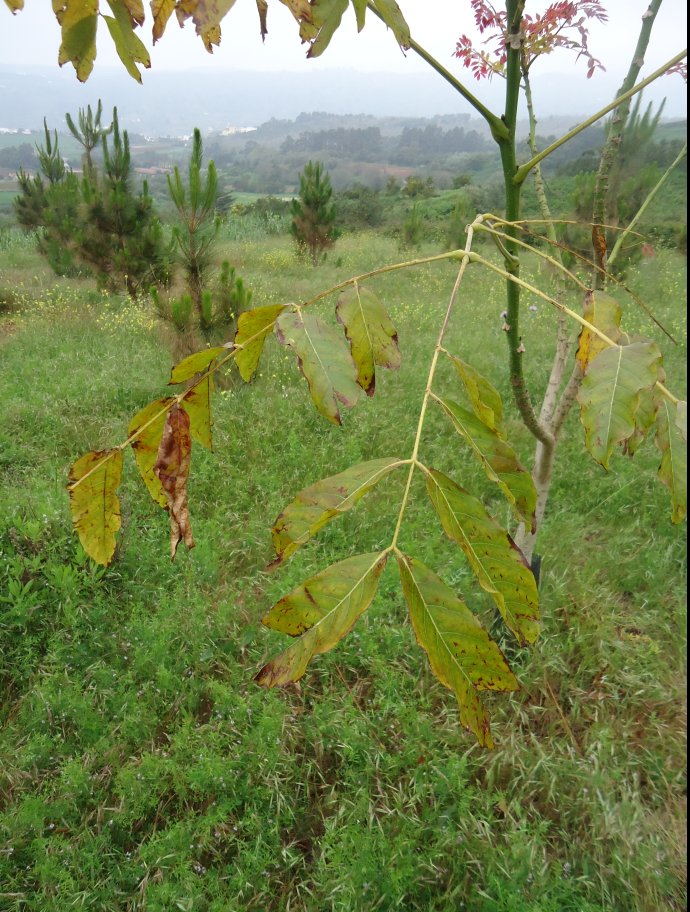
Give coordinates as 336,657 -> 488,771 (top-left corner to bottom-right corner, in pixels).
0,1 -> 687,909
290,160 -> 338,266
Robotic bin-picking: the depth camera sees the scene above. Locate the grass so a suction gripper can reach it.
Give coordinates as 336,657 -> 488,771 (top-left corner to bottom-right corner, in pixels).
0,231 -> 686,912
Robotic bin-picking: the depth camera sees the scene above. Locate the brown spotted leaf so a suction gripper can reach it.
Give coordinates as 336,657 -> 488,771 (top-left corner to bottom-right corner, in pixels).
397,552 -> 518,748
426,469 -> 540,646
435,397 -> 537,532
256,552 -> 387,686
336,285 -> 401,396
576,290 -> 622,371
175,0 -> 239,52
154,404 -> 195,559
129,397 -> 175,507
656,399 -> 687,523
235,304 -> 286,382
169,346 -> 225,384
276,307 -> 362,424
122,0 -> 145,25
68,449 -> 123,565
256,0 -> 268,39
271,457 -> 404,564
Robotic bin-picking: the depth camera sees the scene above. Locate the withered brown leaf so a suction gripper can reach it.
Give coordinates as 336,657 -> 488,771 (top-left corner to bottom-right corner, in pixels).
154,404 -> 195,559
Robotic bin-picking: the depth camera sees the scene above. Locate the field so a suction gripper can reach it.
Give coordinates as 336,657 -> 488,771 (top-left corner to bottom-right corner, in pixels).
0,229 -> 687,912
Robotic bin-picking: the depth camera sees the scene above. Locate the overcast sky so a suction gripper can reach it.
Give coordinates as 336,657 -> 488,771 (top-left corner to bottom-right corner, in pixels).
0,1 -> 686,77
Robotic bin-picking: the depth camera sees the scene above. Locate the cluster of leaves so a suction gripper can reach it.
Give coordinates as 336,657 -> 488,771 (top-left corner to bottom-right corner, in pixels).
3,0 -> 412,82
455,0 -> 608,80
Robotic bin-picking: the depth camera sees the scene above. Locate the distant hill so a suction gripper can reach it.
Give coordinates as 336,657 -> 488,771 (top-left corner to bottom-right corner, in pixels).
0,64 -> 685,137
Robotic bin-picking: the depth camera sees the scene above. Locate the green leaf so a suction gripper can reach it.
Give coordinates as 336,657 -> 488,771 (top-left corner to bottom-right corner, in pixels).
256,552 -> 387,686
435,397 -> 537,532
271,457 -> 404,565
104,0 -> 151,82
577,342 -> 662,469
336,285 -> 401,396
68,449 -> 123,565
445,352 -> 504,434
351,0 -> 366,31
370,0 -> 411,49
182,375 -> 213,449
656,399 -> 687,523
307,0 -> 349,58
425,469 -> 540,646
276,307 -> 362,425
55,0 -> 98,82
576,290 -> 622,371
397,552 -> 518,748
235,304 -> 286,382
129,397 -> 175,507
169,346 -> 226,384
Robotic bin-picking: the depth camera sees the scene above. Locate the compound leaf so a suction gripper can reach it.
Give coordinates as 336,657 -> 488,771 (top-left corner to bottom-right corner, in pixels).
235,304 -> 285,382
256,551 -> 387,686
182,375 -> 213,449
397,552 -> 518,748
129,397 -> 175,507
445,352 -> 504,434
656,399 -> 687,523
68,448 -> 123,565
271,456 -> 404,565
576,290 -> 622,371
577,342 -> 662,469
436,397 -> 537,532
276,307 -> 362,424
426,468 -> 540,646
154,404 -> 195,559
336,284 -> 401,396
169,346 -> 225,384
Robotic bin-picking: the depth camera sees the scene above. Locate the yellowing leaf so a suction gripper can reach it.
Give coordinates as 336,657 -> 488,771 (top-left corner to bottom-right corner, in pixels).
169,345 -> 225,384
182,375 -> 213,449
256,0 -> 268,39
278,0 -> 312,24
256,552 -> 387,686
577,342 -> 662,469
175,0 -> 239,52
235,304 -> 285,382
122,0 -> 144,25
435,397 -> 537,532
425,469 -> 540,646
154,404 -> 195,559
104,0 -> 151,82
271,457 -> 404,564
675,401 -> 687,441
128,397 -> 174,508
4,0 -> 24,11
336,285 -> 401,396
624,361 -> 666,457
151,0 -> 175,42
446,352 -> 504,434
576,290 -> 622,371
68,448 -> 123,565
397,553 -> 518,748
276,307 -> 362,424
656,399 -> 687,523
55,0 -> 98,82
307,0 -> 348,58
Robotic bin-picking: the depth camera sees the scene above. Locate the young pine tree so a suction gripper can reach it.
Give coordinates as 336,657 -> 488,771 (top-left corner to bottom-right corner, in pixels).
290,160 -> 338,266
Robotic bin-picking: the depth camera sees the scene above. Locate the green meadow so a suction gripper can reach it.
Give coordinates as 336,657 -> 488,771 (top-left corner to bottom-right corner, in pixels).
0,228 -> 686,912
